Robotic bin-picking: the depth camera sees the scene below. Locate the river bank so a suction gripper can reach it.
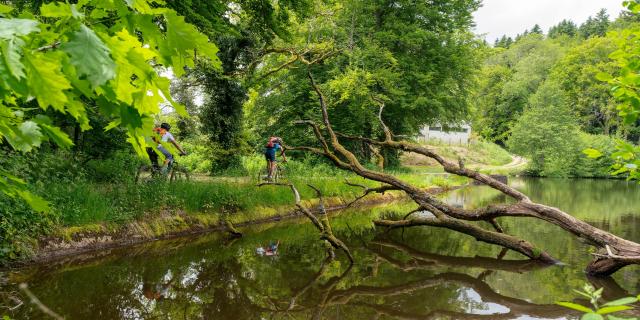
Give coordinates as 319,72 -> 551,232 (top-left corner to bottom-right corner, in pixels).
5,185 -> 461,270
0,157 -> 469,265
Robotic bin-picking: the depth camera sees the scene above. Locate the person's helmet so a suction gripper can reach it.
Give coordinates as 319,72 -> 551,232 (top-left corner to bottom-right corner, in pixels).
160,123 -> 171,131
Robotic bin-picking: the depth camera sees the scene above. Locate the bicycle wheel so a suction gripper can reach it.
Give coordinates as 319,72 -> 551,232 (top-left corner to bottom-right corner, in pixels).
257,167 -> 267,183
170,163 -> 190,182
274,164 -> 285,183
136,164 -> 153,183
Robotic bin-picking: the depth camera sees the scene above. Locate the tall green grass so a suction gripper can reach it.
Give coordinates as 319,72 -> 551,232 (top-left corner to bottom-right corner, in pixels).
1,151 -> 464,262
48,156 -> 463,226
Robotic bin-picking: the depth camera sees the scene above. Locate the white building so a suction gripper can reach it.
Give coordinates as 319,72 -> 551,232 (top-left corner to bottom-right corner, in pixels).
418,123 -> 471,144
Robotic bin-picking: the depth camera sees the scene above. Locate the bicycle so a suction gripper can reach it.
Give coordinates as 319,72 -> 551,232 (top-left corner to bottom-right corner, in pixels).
135,161 -> 190,183
257,161 -> 286,184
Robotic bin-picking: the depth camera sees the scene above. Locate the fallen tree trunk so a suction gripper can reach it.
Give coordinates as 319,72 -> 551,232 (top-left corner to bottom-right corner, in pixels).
277,65 -> 640,276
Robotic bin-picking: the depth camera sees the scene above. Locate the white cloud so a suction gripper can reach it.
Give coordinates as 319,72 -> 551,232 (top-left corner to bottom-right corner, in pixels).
473,0 -> 625,43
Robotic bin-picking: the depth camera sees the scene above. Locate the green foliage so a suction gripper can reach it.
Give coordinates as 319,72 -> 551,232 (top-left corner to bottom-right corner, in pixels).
85,150 -> 142,183
475,34 -> 564,144
494,35 -> 513,48
579,9 -> 611,39
549,19 -> 578,38
557,284 -> 638,320
164,0 -> 312,173
595,23 -> 639,125
248,0 -> 481,165
593,1 -> 640,181
508,81 -> 581,176
576,133 -> 618,177
62,24 -> 116,88
550,36 -> 619,135
479,7 -> 640,178
609,141 -> 640,180
178,135 -> 213,174
0,0 -> 221,209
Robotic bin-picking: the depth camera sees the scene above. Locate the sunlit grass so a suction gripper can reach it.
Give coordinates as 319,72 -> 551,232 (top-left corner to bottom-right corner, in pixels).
46,156 -> 465,227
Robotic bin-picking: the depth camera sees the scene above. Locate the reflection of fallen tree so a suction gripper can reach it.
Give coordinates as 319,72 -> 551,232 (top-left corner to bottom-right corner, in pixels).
324,271 -> 571,319
352,302 -> 516,320
370,238 -> 550,274
324,252 -> 571,320
261,242 -> 572,320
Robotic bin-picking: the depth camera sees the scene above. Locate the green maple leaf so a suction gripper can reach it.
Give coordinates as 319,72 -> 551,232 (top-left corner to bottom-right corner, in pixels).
3,120 -> 43,152
161,11 -> 220,76
132,81 -> 164,114
16,189 -> 49,212
40,2 -> 84,19
62,25 -> 116,88
0,38 -> 25,79
0,3 -> 14,14
23,52 -> 71,111
65,96 -> 91,130
0,18 -> 39,39
34,115 -> 74,148
0,53 -> 27,95
125,0 -> 153,13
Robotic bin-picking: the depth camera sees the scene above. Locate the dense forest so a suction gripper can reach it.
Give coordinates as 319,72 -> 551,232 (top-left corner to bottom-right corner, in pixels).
0,0 -> 639,270
475,8 -> 640,177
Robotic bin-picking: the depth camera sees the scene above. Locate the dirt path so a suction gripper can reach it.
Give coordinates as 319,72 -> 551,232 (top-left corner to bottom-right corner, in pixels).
468,155 -> 528,171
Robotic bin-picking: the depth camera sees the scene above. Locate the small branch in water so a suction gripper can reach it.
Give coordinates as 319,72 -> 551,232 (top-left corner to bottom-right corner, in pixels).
343,180 -> 399,208
591,245 -> 640,263
224,220 -> 242,237
258,182 -> 354,262
403,207 -> 424,220
19,283 -> 64,320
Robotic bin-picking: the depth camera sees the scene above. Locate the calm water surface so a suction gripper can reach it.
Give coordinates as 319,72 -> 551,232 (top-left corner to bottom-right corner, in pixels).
1,178 -> 640,320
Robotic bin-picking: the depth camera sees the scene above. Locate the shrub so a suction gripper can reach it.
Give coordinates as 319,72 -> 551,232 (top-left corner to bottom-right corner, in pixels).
574,133 -> 617,178
85,150 -> 142,183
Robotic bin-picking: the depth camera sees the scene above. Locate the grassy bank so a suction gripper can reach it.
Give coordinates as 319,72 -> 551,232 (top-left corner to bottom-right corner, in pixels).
0,151 -> 466,263
401,139 -> 514,168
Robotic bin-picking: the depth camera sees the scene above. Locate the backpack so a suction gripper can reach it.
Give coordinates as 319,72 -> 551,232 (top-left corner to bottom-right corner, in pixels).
265,137 -> 277,148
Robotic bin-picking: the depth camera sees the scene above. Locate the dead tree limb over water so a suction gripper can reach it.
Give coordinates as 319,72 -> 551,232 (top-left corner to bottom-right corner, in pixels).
264,54 -> 640,275
257,182 -> 354,262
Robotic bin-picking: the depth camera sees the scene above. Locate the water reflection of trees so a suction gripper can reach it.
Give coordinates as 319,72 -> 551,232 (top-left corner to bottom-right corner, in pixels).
122,243 -> 583,319
7,198 -> 640,319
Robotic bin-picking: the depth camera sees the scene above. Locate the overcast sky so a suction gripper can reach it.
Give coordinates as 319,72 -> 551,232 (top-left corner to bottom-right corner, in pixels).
473,0 -> 625,43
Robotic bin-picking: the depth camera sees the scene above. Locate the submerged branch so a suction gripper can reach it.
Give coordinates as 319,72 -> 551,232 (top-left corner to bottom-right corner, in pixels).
257,182 -> 353,262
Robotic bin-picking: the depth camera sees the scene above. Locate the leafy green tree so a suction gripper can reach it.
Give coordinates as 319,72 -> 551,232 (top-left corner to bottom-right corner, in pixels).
530,24 -> 543,35
166,0 -> 311,173
579,9 -> 610,38
494,35 -> 514,48
548,19 -> 578,38
249,0 -> 481,166
508,81 -> 582,176
0,0 -> 220,209
550,36 -> 619,135
592,1 -> 640,180
476,34 -> 564,144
